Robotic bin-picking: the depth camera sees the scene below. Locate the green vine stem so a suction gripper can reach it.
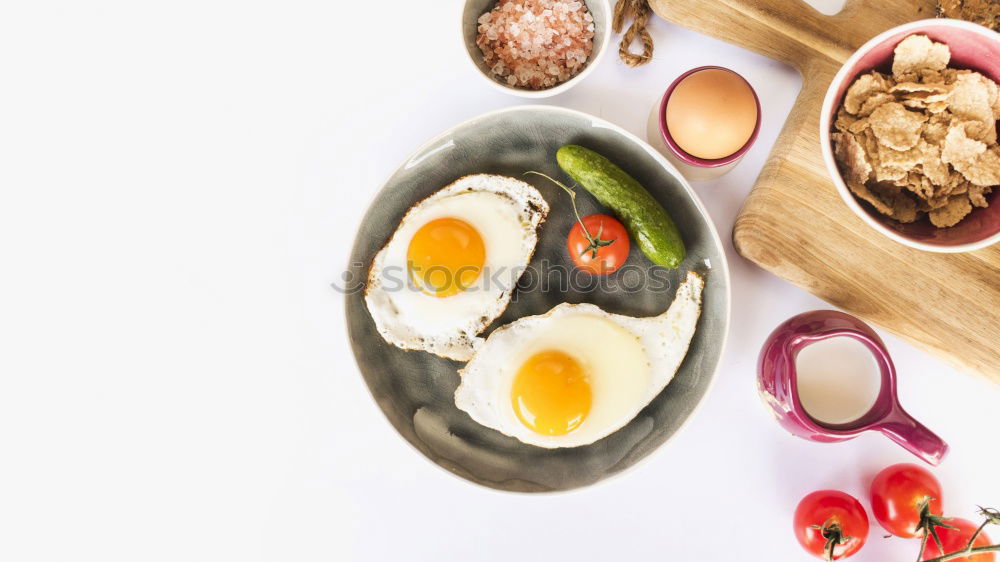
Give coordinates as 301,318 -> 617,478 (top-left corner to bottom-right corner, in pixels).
524,171 -> 616,259
914,496 -> 956,560
819,521 -> 849,562
916,532 -> 930,562
915,506 -> 1000,562
806,519 -> 851,562
965,519 -> 991,549
920,545 -> 1000,562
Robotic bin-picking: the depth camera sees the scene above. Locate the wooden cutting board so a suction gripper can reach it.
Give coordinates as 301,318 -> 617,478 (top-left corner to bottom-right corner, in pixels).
648,0 -> 999,384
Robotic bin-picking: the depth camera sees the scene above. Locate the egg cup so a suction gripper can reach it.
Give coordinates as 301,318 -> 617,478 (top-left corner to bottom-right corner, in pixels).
646,66 -> 761,181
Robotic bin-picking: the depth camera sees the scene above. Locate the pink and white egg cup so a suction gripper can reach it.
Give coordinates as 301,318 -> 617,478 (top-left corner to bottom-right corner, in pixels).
646,66 -> 762,181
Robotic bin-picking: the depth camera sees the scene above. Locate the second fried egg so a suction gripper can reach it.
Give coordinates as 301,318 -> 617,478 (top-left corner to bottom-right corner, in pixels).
455,272 -> 704,448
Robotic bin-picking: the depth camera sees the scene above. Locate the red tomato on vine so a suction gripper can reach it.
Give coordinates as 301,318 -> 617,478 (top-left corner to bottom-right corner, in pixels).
794,490 -> 869,561
870,463 -> 945,538
921,518 -> 994,562
567,214 -> 629,275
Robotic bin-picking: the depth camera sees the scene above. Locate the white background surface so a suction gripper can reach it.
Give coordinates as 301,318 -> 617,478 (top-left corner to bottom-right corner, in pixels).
1,1 -> 998,561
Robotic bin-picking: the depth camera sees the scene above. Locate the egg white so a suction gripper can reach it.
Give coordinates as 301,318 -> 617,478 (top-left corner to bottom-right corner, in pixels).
364,174 -> 548,361
455,271 -> 704,448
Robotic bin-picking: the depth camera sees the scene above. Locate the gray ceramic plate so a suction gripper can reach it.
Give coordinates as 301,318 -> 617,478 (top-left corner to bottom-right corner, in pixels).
345,106 -> 730,492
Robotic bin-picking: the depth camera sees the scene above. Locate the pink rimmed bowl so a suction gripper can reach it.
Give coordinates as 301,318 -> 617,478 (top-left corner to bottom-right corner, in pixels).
820,19 -> 1000,253
646,66 -> 762,181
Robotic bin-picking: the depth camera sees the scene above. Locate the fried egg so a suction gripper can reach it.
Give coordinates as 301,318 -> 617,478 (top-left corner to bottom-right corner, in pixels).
364,174 -> 548,361
455,272 -> 703,448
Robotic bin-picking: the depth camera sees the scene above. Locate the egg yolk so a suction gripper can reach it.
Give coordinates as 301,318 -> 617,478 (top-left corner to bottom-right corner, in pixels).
406,218 -> 485,298
511,350 -> 592,436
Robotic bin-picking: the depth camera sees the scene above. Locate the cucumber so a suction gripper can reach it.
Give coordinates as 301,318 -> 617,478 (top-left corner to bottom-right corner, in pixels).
556,145 -> 686,269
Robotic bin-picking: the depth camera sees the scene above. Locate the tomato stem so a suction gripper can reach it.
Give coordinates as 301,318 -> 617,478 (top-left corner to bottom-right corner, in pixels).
916,505 -> 1000,562
525,171 -> 616,259
916,532 -> 930,562
966,519 -> 991,551
980,507 -> 1000,527
812,520 -> 850,562
913,496 -> 955,560
920,545 -> 1000,562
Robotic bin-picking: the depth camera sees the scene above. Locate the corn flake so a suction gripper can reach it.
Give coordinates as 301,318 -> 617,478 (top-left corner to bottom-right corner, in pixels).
844,72 -> 893,115
832,132 -> 872,185
870,102 -> 927,150
955,147 -> 1000,187
892,35 -> 950,78
970,184 -> 994,208
929,195 -> 972,227
942,123 -> 987,165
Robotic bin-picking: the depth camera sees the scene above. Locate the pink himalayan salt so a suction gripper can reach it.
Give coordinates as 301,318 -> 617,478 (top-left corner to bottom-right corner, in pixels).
476,0 -> 595,90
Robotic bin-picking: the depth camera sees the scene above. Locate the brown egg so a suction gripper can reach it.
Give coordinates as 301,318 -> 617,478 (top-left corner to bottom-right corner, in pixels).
665,69 -> 758,160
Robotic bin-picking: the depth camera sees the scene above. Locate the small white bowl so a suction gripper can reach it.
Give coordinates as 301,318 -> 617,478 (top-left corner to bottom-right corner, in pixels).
461,0 -> 612,98
819,19 -> 1000,253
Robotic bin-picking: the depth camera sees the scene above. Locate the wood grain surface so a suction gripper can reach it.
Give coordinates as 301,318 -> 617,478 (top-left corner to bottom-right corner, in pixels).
649,0 -> 999,383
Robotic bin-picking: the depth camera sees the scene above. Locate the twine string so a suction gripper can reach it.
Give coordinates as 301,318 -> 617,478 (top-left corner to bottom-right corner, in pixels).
613,0 -> 654,67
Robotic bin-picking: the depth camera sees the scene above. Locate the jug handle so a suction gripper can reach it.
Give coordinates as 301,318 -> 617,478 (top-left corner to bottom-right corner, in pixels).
877,407 -> 949,466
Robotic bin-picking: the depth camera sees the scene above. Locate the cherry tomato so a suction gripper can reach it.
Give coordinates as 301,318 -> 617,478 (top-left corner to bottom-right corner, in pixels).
870,463 -> 944,538
566,214 -> 630,275
921,518 -> 994,562
794,490 -> 870,560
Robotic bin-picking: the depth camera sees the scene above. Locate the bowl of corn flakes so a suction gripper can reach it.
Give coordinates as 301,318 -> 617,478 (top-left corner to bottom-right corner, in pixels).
820,19 -> 1000,252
